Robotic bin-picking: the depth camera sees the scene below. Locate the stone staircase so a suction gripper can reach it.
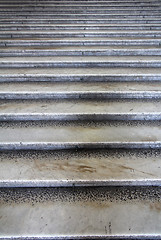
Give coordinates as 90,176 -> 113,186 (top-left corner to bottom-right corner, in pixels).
0,0 -> 161,239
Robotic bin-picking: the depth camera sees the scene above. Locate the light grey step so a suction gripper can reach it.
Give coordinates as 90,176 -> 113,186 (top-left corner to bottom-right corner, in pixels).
0,2 -> 160,6
1,120 -> 161,150
0,1 -> 158,4
1,81 -> 161,100
0,8 -> 159,12
0,5 -> 159,9
0,0 -> 160,3
0,6 -> 160,10
0,2 -> 160,5
0,0 -> 159,2
1,31 -> 161,39
0,68 -> 161,82
1,98 -> 161,120
1,39 -> 161,47
2,24 -> 161,31
0,7 -> 161,13
0,186 -> 161,239
0,13 -> 160,19
1,23 -> 161,27
0,5 -> 160,9
0,9 -> 159,13
0,0 -> 158,1
1,45 -> 161,49
0,149 -> 161,187
1,19 -> 161,24
1,47 -> 161,56
0,56 -> 161,68
0,14 -> 161,20
2,0 -> 157,1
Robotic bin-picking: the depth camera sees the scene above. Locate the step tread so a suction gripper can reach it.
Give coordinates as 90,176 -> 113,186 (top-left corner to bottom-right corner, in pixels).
1,19 -> 161,22
1,45 -> 161,50
1,81 -> 161,92
0,121 -> 161,150
2,30 -> 161,34
1,99 -> 161,121
0,186 -> 161,238
2,38 -> 160,42
0,149 -> 161,187
1,56 -> 161,62
2,23 -> 161,26
1,67 -> 161,75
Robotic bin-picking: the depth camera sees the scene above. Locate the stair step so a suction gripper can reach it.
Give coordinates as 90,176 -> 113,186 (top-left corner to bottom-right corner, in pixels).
1,47 -> 161,56
1,31 -> 161,39
2,25 -> 161,31
0,56 -> 161,68
1,98 -> 161,120
0,149 -> 161,187
0,14 -> 160,19
1,3 -> 160,6
0,186 -> 161,239
1,19 -> 161,24
0,7 -> 160,10
0,120 -> 161,150
0,0 -> 159,2
1,39 -> 161,47
1,81 -> 161,99
0,2 -> 160,5
1,5 -> 160,8
0,24 -> 161,31
1,10 -> 160,14
0,68 -> 161,82
1,15 -> 161,20
2,0 -> 158,1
